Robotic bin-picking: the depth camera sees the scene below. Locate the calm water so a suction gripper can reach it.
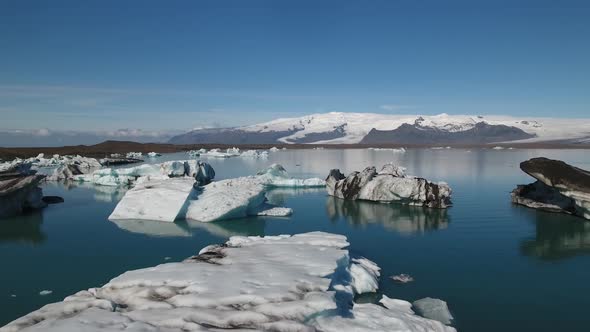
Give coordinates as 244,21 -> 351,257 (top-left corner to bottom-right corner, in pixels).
2,148 -> 590,331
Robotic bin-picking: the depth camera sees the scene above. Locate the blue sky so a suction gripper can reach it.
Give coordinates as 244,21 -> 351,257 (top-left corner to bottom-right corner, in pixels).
1,0 -> 589,132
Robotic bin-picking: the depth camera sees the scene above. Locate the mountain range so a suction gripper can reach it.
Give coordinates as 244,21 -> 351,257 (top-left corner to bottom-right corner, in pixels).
169,112 -> 590,145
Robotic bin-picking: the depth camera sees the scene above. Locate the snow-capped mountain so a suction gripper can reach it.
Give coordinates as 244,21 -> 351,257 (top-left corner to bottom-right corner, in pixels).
169,112 -> 590,145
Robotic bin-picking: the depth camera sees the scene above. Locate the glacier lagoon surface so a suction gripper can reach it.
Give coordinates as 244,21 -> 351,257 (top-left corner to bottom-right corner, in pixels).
1,148 -> 590,331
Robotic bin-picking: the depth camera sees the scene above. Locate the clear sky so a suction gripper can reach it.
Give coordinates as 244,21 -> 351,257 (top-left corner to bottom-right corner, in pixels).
1,0 -> 589,132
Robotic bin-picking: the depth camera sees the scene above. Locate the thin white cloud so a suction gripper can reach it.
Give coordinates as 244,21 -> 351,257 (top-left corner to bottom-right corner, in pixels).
379,104 -> 415,111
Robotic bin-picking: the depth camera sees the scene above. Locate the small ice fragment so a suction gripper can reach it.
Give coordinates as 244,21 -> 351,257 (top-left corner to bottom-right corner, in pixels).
39,290 -> 53,296
391,273 -> 414,283
10,294 -> 16,297
164,257 -> 171,260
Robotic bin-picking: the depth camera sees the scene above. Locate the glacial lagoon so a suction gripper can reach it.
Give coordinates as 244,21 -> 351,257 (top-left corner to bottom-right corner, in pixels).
2,148 -> 590,331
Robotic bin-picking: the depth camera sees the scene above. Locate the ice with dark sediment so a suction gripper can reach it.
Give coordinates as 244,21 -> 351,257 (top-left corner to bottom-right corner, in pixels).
326,163 -> 452,208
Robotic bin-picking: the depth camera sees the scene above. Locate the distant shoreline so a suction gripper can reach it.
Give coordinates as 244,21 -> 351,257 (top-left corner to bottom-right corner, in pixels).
1,140 -> 589,160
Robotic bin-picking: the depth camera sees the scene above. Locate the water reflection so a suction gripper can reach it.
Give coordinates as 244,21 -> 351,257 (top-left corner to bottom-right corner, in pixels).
521,213 -> 590,260
187,218 -> 266,238
326,196 -> 450,234
265,187 -> 326,206
110,217 -> 266,238
63,181 -> 128,202
0,212 -> 46,244
110,219 -> 192,237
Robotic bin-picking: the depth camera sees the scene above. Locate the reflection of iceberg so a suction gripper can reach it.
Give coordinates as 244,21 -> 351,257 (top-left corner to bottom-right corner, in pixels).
326,197 -> 449,234
0,211 -> 46,244
521,213 -> 590,260
265,187 -> 326,206
63,180 -> 128,202
110,217 -> 266,239
110,219 -> 192,237
187,218 -> 266,238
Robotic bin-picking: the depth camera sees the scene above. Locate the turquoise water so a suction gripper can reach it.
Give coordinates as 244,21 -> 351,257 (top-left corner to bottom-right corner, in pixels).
2,148 -> 590,331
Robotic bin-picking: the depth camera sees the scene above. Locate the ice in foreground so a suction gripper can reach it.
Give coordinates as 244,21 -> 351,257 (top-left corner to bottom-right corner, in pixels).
0,232 -> 454,332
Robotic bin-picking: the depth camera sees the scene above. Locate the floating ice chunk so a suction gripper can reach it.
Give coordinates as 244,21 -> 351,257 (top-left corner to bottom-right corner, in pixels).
39,290 -> 52,296
159,161 -> 189,177
186,178 -> 266,222
326,164 -> 452,208
492,146 -> 505,150
391,273 -> 414,283
412,297 -> 454,325
240,150 -> 269,158
125,152 -> 142,158
255,164 -> 326,187
147,152 -> 161,158
255,206 -> 293,217
109,177 -> 195,222
269,146 -> 280,152
350,257 -> 380,294
312,296 -> 456,332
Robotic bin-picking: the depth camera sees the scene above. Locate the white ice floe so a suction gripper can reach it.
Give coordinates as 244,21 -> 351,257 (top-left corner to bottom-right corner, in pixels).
254,206 -> 293,217
255,164 -> 326,187
186,178 -> 266,222
38,290 -> 52,296
350,257 -> 381,294
491,146 -> 505,150
239,149 -> 269,158
147,152 -> 161,158
109,177 -> 195,222
125,152 -> 143,159
0,232 -> 454,332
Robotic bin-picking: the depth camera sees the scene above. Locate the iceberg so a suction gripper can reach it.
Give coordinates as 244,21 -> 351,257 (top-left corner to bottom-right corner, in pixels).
0,163 -> 50,218
255,164 -> 326,187
326,163 -> 452,208
186,178 -> 266,222
511,157 -> 590,220
0,232 -> 455,332
125,152 -> 143,158
108,177 -> 195,222
110,164 -> 321,223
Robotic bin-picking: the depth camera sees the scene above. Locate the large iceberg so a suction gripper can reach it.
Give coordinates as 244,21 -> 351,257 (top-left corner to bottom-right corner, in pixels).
0,164 -> 47,218
186,177 -> 266,222
326,163 -> 452,208
0,232 -> 454,332
511,157 -> 590,220
109,177 -> 195,222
